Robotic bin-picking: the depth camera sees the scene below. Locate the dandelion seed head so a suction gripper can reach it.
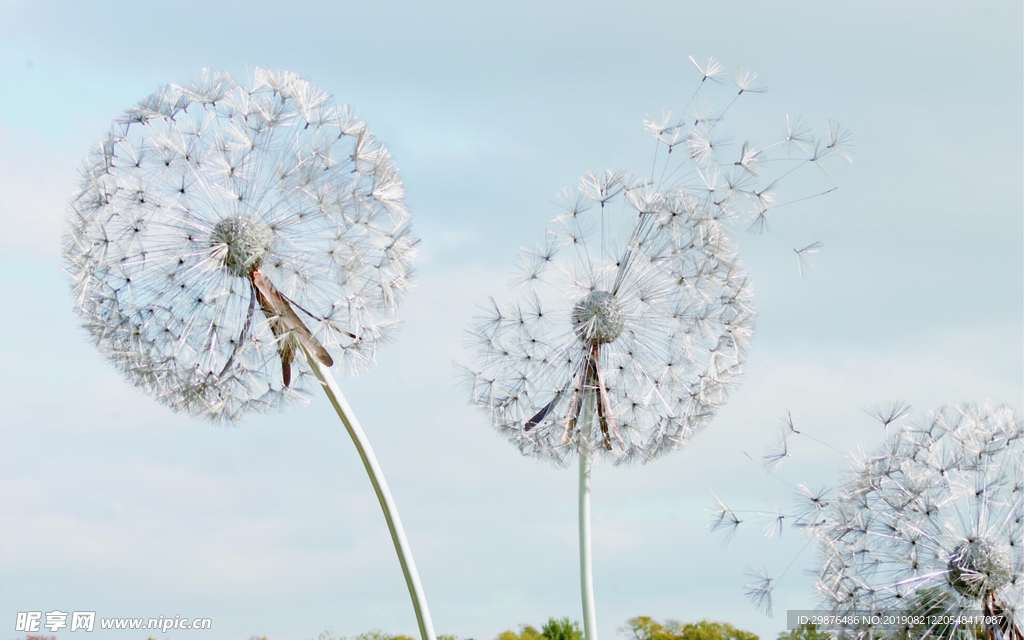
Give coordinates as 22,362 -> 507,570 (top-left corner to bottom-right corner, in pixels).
210,214 -> 273,277
813,403 -> 1023,640
571,290 -> 626,345
464,172 -> 754,465
947,538 -> 1014,599
64,69 -> 416,421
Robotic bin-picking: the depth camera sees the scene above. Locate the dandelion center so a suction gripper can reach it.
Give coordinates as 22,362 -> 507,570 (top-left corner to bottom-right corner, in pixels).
210,214 -> 273,277
571,290 -> 626,344
947,538 -> 1013,599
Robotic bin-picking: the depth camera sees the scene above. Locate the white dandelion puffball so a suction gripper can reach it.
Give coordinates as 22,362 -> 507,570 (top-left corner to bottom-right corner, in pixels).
815,403 -> 1023,640
64,69 -> 417,421
465,171 -> 754,465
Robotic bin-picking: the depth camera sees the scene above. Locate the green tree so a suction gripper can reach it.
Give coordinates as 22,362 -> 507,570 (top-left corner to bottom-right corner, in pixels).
623,617 -> 759,640
495,626 -> 546,640
540,617 -> 584,640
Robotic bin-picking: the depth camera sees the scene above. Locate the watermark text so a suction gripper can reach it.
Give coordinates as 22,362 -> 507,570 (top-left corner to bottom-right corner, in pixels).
16,611 -> 211,633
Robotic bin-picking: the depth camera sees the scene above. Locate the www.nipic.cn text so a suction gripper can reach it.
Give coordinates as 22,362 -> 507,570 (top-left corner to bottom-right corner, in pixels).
16,611 -> 212,633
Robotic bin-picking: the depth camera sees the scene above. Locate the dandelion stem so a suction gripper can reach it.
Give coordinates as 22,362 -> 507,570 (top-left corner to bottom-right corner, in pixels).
308,354 -> 436,640
579,398 -> 599,640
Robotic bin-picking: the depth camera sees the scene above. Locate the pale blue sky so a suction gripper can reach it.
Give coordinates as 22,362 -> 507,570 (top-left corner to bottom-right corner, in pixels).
1,2 -> 1021,640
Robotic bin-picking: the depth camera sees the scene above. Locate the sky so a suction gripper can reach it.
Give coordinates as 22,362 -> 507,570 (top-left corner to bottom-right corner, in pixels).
1,2 -> 1021,640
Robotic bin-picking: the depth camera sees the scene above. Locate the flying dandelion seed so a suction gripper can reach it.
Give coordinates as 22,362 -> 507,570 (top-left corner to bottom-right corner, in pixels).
689,55 -> 728,83
673,61 -> 847,191
63,69 -> 416,421
709,406 -> 891,618
642,58 -> 852,276
794,242 -> 821,279
745,565 -> 777,617
710,489 -> 744,546
762,410 -> 798,471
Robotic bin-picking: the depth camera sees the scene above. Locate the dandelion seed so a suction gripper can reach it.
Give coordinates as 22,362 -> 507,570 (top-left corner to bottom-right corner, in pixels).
733,67 -> 768,95
686,126 -> 723,167
735,142 -> 763,177
745,565 -> 776,617
762,504 -> 787,539
826,120 -> 855,163
792,483 -> 829,529
762,438 -> 790,471
686,99 -> 722,127
794,242 -> 822,278
866,400 -> 912,429
783,115 -> 812,153
579,169 -> 628,206
643,113 -> 684,151
689,55 -> 727,83
763,410 -> 799,470
710,490 -> 744,546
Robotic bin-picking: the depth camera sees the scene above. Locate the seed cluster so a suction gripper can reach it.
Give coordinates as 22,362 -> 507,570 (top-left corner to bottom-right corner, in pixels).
812,404 -> 1023,640
947,539 -> 1014,600
571,290 -> 626,345
64,69 -> 417,420
210,214 -> 273,277
465,171 -> 754,464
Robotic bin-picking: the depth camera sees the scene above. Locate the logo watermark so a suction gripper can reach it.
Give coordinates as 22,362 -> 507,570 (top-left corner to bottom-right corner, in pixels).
16,611 -> 212,633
